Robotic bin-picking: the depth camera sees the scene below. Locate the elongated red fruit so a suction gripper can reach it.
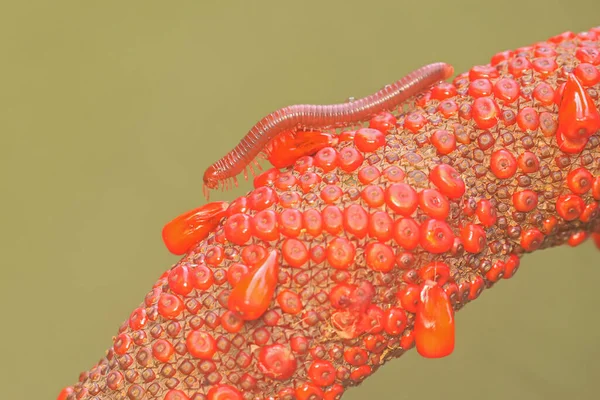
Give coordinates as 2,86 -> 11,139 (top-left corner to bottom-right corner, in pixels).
414,281 -> 455,358
228,249 -> 279,320
161,201 -> 229,255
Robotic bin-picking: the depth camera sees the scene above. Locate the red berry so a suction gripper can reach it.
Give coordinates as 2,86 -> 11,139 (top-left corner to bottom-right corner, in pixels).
429,164 -> 465,199
365,242 -> 395,272
460,223 -> 487,253
512,190 -> 539,212
327,237 -> 356,270
420,219 -> 454,254
385,183 -> 418,216
418,189 -> 450,220
354,128 -> 386,152
186,330 -> 216,359
490,149 -> 517,179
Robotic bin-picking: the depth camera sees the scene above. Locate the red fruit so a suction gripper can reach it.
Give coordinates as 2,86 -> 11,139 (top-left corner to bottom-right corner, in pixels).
327,237 -> 356,270
307,360 -> 336,386
414,281 -> 455,358
493,78 -> 520,103
385,183 -> 418,216
557,74 -> 600,142
556,194 -> 585,221
516,107 -> 540,131
429,164 -> 465,199
224,213 -> 252,245
512,190 -> 539,212
322,205 -> 343,235
258,344 -> 297,380
226,262 -> 249,287
168,265 -> 194,296
517,151 -> 540,173
358,165 -> 381,184
368,211 -> 394,242
369,111 -> 397,133
57,387 -> 74,400
186,330 -> 217,359
397,284 -> 420,313
418,189 -> 450,219
207,385 -> 243,400
567,167 -> 593,194
472,97 -> 499,129
354,128 -> 386,152
252,209 -> 280,242
365,242 -> 395,272
162,201 -> 229,255
164,389 -> 190,400
468,78 -> 492,97
460,223 -> 486,253
420,219 -> 454,254
430,129 -> 456,155
574,63 -> 600,87
361,184 -> 386,208
228,250 -> 279,320
393,217 -> 420,250
337,146 -> 364,172
418,261 -> 450,286
248,186 -> 278,211
277,290 -> 303,314
278,208 -> 303,238
320,184 -> 343,204
295,383 -> 324,400
282,238 -> 309,268
313,147 -> 339,172
221,310 -> 244,333
152,339 -> 174,363
303,208 -> 323,237
157,293 -> 184,319
191,264 -> 214,290
476,199 -> 497,227
490,149 -> 517,179
384,307 -> 408,335
254,167 -> 278,188
343,204 -> 369,239
521,228 -> 545,251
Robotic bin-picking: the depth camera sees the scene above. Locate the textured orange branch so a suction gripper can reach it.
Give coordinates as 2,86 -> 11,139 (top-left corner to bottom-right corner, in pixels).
59,27 -> 600,400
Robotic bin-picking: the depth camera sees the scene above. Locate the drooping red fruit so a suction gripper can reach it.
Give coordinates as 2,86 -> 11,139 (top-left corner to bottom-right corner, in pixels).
57,386 -> 74,400
228,250 -> 279,320
267,130 -> 335,168
162,201 -> 229,255
557,73 -> 600,146
414,281 -> 455,358
207,384 -> 243,400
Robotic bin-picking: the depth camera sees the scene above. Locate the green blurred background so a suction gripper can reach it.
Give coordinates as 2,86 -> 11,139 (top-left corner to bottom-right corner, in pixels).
1,1 -> 599,399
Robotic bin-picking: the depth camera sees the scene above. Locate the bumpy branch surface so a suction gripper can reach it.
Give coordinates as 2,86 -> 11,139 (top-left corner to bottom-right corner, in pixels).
61,28 -> 600,400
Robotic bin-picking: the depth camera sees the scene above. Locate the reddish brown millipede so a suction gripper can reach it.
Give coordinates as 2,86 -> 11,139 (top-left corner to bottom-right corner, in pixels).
202,62 -> 454,198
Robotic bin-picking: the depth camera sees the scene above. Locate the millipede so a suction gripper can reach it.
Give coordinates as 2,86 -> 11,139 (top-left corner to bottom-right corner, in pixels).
202,62 -> 454,198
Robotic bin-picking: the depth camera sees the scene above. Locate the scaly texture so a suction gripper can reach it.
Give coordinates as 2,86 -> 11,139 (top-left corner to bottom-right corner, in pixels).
61,27 -> 600,400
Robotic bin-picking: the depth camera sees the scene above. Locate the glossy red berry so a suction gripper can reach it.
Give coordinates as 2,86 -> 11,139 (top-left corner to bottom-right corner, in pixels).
369,111 -> 397,133
490,149 -> 517,179
258,344 -> 297,380
354,128 -> 386,152
429,164 -> 465,199
430,129 -> 456,155
555,194 -> 585,221
186,330 -> 217,359
418,189 -> 450,220
557,74 -> 600,144
420,219 -> 454,254
512,190 -> 539,212
472,97 -> 499,129
385,183 -> 418,216
460,223 -> 486,253
365,242 -> 395,272
567,167 -> 593,194
327,237 -> 356,270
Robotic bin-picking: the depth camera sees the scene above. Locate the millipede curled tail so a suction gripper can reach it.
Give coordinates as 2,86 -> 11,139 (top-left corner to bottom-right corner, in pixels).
202,62 -> 454,196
